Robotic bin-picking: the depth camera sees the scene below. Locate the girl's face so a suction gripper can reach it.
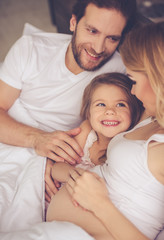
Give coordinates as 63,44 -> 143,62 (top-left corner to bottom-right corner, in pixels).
126,69 -> 156,116
89,84 -> 131,139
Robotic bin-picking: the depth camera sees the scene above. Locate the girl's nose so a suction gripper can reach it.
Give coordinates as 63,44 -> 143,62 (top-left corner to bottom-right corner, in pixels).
105,108 -> 116,115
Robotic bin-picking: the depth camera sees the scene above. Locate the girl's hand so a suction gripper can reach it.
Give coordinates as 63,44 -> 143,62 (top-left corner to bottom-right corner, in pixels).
45,158 -> 61,202
66,169 -> 109,212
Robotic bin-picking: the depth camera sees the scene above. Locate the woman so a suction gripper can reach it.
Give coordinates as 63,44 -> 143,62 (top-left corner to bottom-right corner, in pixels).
63,21 -> 164,240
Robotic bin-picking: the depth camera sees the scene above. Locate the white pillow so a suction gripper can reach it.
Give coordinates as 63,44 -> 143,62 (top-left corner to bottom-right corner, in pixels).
22,22 -> 43,35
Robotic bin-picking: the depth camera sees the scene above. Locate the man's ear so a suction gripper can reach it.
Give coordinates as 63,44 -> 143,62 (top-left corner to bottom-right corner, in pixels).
70,14 -> 77,32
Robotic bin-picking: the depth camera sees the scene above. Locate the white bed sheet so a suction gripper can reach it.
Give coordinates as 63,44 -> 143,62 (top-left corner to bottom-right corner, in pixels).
0,142 -> 163,240
0,142 -> 93,240
0,221 -> 94,240
0,144 -> 45,232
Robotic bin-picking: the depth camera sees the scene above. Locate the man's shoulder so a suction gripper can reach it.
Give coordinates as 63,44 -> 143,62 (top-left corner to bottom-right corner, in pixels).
13,32 -> 71,62
20,23 -> 72,49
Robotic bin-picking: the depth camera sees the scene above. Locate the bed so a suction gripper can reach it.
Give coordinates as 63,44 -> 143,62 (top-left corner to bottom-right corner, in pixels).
0,23 -> 163,240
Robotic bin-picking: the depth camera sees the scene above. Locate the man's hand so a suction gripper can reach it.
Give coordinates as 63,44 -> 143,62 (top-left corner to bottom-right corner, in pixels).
33,128 -> 83,165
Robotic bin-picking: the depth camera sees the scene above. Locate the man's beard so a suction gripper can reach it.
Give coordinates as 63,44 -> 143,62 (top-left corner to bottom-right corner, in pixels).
71,31 -> 113,72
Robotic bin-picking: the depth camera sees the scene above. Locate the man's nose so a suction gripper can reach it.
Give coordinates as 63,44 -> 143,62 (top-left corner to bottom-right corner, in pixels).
93,37 -> 105,54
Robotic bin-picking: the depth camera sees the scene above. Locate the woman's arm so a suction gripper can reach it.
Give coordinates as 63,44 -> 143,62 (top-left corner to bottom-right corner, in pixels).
67,170 -> 150,240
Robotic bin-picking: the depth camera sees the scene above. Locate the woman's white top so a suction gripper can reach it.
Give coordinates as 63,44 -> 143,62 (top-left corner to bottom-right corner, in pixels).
93,118 -> 164,239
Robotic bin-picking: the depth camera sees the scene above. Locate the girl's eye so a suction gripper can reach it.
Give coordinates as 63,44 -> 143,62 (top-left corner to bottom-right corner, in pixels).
97,103 -> 105,107
116,103 -> 126,107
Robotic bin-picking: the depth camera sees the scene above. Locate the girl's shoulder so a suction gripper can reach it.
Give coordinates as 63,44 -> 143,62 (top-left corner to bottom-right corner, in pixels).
80,120 -> 92,132
74,120 -> 92,149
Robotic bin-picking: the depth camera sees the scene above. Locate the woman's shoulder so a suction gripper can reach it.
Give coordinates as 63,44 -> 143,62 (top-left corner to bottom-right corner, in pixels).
148,125 -> 164,142
147,127 -> 164,185
148,139 -> 164,185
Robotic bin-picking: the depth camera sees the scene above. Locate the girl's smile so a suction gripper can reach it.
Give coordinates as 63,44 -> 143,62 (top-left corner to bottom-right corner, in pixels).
89,84 -> 131,139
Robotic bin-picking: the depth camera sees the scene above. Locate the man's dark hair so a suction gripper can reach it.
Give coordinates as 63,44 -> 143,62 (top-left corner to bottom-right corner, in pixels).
72,0 -> 137,34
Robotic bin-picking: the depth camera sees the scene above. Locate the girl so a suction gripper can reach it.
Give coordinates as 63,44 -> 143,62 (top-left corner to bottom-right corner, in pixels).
46,72 -> 144,238
45,71 -> 143,201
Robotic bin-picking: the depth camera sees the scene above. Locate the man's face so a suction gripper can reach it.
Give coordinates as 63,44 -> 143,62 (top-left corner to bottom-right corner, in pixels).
70,3 -> 127,71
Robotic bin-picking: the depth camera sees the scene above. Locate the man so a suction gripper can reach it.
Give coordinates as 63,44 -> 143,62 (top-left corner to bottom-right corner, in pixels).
0,0 -> 137,204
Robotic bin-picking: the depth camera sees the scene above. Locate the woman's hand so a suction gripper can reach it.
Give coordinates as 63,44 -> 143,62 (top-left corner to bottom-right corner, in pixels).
33,128 -> 83,165
66,169 -> 109,212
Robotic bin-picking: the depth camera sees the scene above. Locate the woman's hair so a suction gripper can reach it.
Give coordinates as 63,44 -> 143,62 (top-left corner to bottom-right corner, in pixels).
72,0 -> 137,35
81,72 -> 144,130
120,21 -> 164,127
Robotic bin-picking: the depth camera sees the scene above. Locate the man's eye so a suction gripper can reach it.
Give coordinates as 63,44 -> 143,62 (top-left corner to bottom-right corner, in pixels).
107,36 -> 120,42
108,36 -> 120,43
117,103 -> 126,107
88,28 -> 97,34
97,103 -> 105,107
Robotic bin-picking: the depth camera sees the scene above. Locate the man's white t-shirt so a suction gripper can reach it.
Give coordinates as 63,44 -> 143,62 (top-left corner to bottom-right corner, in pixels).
0,32 -> 125,132
0,31 -> 125,232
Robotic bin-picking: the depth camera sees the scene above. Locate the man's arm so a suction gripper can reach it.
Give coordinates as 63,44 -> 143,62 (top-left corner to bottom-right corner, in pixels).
0,80 -> 83,164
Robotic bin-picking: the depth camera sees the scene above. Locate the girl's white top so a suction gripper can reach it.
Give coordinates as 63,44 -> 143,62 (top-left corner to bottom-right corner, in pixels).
76,129 -> 97,170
